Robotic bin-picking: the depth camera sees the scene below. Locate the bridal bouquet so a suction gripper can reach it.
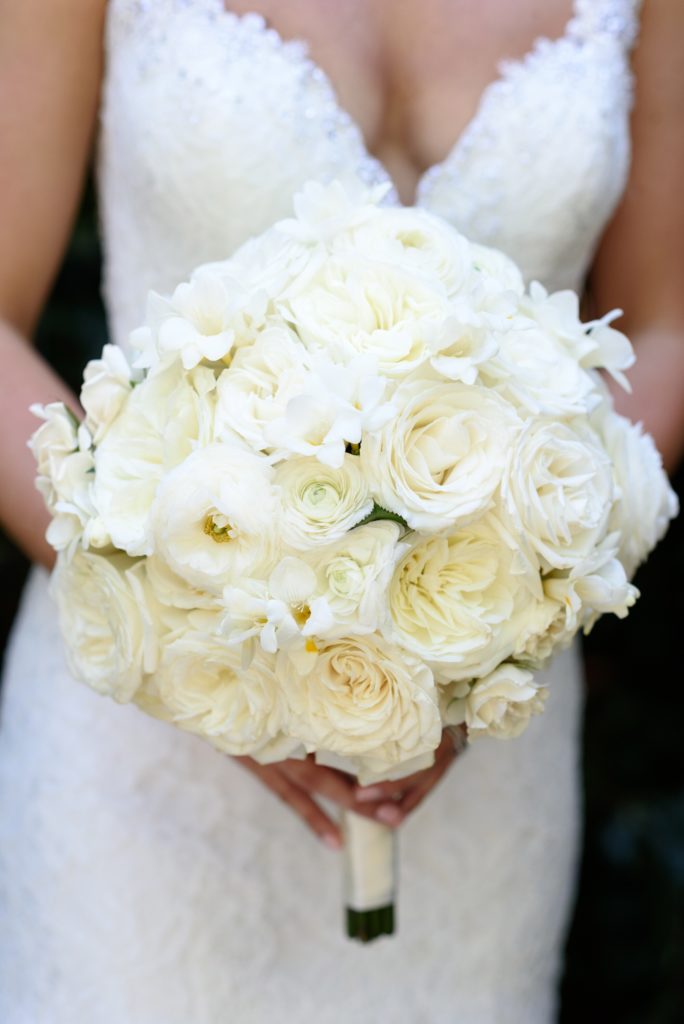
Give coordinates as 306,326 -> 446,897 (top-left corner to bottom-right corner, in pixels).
31,180 -> 677,942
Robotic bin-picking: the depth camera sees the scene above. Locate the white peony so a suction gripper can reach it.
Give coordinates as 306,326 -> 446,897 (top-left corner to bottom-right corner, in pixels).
279,633 -> 442,784
79,344 -> 134,444
275,454 -> 373,549
388,513 -> 542,679
151,632 -> 296,760
501,418 -> 615,571
444,664 -> 547,739
361,379 -> 519,532
597,408 -> 679,578
150,443 -> 279,591
51,550 -> 158,701
92,360 -> 217,555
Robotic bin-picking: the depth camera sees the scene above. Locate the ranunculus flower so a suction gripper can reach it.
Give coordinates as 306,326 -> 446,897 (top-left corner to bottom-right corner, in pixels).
275,454 -> 373,549
150,443 -> 279,591
388,513 -> 541,679
51,550 -> 158,701
92,360 -> 217,555
361,379 -> 520,532
501,418 -> 615,571
444,664 -> 547,739
279,633 -> 442,784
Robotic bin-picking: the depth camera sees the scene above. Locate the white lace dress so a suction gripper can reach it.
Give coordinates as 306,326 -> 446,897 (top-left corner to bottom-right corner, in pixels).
0,1 -> 642,1021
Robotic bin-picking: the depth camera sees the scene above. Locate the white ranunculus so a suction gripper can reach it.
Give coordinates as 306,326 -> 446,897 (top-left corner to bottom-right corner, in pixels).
283,253 -> 453,377
151,443 -> 279,591
151,632 -> 295,760
79,344 -> 134,444
304,521 -> 404,637
92,360 -> 217,555
275,454 -> 373,549
279,633 -> 442,784
597,408 -> 679,578
444,664 -> 547,739
501,419 -> 615,571
51,550 -> 158,701
214,325 -> 311,451
132,268 -> 268,371
388,513 -> 541,679
361,379 -> 520,532
145,554 -> 223,612
482,321 -> 599,417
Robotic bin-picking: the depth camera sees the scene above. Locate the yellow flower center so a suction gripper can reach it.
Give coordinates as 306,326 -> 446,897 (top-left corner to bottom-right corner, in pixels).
203,513 -> 236,544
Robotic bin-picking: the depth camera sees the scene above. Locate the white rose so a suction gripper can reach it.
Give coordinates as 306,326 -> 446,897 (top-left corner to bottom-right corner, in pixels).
501,419 -> 614,571
597,408 -> 678,578
361,379 -> 519,532
92,360 -> 217,555
467,243 -> 526,297
151,443 -> 279,590
215,325 -> 311,451
388,513 -> 542,679
304,521 -> 404,637
445,664 -> 547,739
283,252 -> 453,377
277,178 -> 392,245
132,268 -> 267,371
275,454 -> 373,549
51,550 -> 158,701
151,633 -> 295,760
279,633 -> 442,784
80,344 -> 134,444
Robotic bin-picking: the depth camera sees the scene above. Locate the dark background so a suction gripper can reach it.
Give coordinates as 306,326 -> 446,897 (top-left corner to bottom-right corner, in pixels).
1,184 -> 683,1022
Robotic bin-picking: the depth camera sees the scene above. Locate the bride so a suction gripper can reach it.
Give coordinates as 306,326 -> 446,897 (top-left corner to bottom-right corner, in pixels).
1,1 -> 682,1020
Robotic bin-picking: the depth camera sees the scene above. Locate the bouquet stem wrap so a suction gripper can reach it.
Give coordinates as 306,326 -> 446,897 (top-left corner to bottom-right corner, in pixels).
342,809 -> 396,942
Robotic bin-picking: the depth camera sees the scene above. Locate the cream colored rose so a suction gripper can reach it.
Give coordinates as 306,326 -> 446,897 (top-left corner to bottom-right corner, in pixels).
92,360 -> 217,555
215,325 -> 310,451
80,344 -> 134,444
51,550 -> 158,702
275,455 -> 373,549
444,664 -> 547,739
150,633 -> 295,760
279,633 -> 442,784
501,419 -> 614,571
388,513 -> 541,679
468,243 -> 525,297
151,443 -> 279,591
361,379 -> 519,532
283,252 -> 453,377
597,408 -> 678,578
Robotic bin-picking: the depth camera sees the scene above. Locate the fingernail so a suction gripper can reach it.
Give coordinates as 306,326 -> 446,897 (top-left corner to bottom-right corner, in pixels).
322,833 -> 342,850
356,786 -> 383,802
376,804 -> 402,826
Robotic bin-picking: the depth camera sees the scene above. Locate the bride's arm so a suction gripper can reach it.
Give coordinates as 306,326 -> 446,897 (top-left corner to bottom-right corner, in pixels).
589,0 -> 684,471
0,0 -> 106,567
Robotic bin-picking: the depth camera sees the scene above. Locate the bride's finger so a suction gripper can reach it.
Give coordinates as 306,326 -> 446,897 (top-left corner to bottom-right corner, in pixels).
235,758 -> 343,848
282,760 -> 390,824
353,732 -> 457,804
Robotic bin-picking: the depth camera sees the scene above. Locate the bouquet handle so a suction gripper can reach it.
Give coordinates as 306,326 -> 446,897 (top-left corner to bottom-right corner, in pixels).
342,808 -> 397,942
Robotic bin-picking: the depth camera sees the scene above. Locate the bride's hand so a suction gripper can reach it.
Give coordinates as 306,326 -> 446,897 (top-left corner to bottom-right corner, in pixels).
234,727 -> 467,848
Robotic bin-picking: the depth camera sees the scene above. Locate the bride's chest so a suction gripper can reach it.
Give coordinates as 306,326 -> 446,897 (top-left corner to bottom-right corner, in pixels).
99,0 -> 640,345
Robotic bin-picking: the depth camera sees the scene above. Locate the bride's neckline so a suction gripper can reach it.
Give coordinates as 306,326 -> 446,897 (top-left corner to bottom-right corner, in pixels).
213,0 -> 588,206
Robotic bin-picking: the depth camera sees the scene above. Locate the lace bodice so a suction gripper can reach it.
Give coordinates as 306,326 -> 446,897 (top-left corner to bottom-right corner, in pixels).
100,0 -> 642,352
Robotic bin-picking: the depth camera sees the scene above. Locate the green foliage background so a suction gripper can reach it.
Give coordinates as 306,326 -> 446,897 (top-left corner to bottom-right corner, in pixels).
1,184 -> 683,1020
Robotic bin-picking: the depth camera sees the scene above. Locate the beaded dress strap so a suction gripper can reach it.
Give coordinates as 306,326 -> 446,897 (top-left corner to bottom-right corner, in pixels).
570,0 -> 643,49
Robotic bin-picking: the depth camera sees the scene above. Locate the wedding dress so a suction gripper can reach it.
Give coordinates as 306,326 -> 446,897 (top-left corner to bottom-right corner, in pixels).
0,1 -> 642,1020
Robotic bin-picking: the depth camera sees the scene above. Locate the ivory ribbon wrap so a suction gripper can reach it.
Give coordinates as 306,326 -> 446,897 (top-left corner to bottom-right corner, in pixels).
342,810 -> 396,911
